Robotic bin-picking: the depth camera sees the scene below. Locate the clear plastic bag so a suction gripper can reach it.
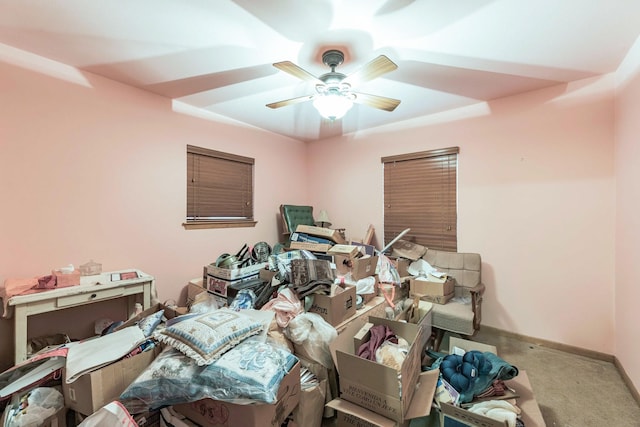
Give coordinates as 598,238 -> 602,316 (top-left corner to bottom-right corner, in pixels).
284,312 -> 337,369
5,387 -> 64,427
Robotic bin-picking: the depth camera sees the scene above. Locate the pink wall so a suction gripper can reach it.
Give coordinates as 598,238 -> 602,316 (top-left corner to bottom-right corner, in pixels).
1,43 -> 636,388
307,75 -> 617,355
0,48 -> 309,367
614,38 -> 640,393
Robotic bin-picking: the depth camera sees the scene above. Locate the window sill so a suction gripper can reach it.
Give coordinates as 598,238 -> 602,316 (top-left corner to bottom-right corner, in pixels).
182,220 -> 257,230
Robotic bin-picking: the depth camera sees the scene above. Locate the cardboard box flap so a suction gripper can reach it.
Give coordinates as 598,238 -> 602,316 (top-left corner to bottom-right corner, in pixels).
449,337 -> 497,355
505,371 -> 546,427
326,399 -> 397,427
441,402 -> 509,427
404,369 -> 440,419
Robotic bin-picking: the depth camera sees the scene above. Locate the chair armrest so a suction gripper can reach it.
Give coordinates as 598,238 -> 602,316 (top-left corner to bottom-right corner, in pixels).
469,283 -> 485,331
469,283 -> 485,296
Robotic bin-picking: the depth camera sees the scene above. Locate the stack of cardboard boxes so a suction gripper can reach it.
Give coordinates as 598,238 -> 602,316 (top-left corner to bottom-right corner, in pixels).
202,261 -> 267,307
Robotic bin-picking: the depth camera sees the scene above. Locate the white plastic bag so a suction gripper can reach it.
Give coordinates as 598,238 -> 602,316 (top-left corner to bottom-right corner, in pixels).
5,387 -> 64,427
284,312 -> 337,369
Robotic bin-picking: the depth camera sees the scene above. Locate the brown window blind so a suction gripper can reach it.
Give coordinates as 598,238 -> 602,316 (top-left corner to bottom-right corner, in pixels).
382,147 -> 458,252
187,145 -> 254,222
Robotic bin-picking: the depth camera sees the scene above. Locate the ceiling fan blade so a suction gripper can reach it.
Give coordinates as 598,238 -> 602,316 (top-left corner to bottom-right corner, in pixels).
343,55 -> 398,86
266,94 -> 315,109
352,92 -> 401,112
273,61 -> 324,85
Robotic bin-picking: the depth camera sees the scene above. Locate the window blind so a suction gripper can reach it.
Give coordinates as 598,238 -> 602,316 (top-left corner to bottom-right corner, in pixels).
382,147 -> 458,251
187,145 -> 254,221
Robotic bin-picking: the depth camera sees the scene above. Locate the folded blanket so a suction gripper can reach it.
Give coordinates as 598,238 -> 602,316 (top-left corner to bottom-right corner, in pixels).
1,277 -> 42,318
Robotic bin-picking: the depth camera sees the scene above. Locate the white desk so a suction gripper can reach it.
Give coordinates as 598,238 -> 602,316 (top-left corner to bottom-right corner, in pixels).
7,269 -> 154,363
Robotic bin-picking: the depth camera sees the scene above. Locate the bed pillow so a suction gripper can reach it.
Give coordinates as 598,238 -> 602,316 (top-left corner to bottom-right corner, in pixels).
119,346 -> 205,414
155,308 -> 263,365
200,338 -> 299,403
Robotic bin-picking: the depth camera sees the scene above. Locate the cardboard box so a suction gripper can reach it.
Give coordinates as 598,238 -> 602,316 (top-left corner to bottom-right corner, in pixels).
116,303 -> 185,332
401,299 -> 433,352
259,268 -> 278,283
295,224 -> 347,244
335,255 -> 379,281
205,274 -> 260,298
308,284 -> 357,326
330,317 -> 429,423
419,292 -> 454,305
392,258 -> 411,278
174,362 -> 301,427
325,370 -> 439,427
186,281 -> 206,307
63,345 -> 162,415
410,277 -> 455,297
205,262 -> 267,281
505,371 -> 546,427
448,336 -> 498,355
328,244 -> 360,258
289,241 -> 332,252
436,340 -> 548,427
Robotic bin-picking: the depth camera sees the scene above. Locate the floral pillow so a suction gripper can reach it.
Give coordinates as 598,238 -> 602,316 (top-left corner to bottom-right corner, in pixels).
119,346 -> 205,414
199,338 -> 299,404
155,308 -> 263,365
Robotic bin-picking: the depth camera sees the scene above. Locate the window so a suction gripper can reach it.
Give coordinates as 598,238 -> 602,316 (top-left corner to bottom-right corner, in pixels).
382,147 -> 458,251
184,145 -> 256,230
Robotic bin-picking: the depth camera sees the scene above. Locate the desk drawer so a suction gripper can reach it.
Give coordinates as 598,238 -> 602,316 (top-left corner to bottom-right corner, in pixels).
57,287 -> 126,308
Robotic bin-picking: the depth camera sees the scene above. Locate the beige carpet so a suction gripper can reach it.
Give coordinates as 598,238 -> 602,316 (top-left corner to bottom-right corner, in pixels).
471,328 -> 640,427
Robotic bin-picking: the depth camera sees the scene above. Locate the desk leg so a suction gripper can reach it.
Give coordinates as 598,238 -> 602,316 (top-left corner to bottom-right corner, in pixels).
14,305 -> 28,364
143,282 -> 152,309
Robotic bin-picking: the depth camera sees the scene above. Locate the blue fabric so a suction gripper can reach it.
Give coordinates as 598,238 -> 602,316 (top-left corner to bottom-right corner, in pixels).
425,349 -> 518,404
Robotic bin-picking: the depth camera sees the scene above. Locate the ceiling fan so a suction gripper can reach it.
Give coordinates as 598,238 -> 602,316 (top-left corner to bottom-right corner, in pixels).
266,49 -> 401,120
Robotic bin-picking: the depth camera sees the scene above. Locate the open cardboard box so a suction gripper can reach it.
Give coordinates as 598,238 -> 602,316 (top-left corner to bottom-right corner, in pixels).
174,361 -> 301,427
334,254 -> 379,281
437,338 -> 546,427
63,345 -> 162,416
440,371 -> 545,427
325,367 -> 439,427
308,283 -> 357,326
329,316 -> 431,423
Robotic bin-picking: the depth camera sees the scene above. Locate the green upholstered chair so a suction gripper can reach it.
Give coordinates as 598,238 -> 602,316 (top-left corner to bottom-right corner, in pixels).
279,204 -> 315,242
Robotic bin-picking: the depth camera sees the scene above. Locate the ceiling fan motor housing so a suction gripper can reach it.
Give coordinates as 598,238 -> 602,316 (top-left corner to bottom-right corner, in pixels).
322,49 -> 345,69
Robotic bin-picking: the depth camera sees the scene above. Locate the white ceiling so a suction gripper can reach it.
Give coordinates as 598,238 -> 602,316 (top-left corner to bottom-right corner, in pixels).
1,1 -> 639,142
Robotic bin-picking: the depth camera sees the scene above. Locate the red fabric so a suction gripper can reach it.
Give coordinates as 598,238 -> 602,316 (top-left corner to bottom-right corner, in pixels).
356,324 -> 398,361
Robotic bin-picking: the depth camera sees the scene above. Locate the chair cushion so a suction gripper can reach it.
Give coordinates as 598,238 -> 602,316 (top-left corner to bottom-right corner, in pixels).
280,205 -> 315,234
431,301 -> 475,336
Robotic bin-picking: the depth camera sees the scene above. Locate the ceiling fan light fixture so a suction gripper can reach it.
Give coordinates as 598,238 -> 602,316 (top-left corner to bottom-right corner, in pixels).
313,92 -> 353,121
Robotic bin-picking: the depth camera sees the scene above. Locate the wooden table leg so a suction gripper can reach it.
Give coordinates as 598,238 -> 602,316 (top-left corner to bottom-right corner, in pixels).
14,305 -> 28,364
